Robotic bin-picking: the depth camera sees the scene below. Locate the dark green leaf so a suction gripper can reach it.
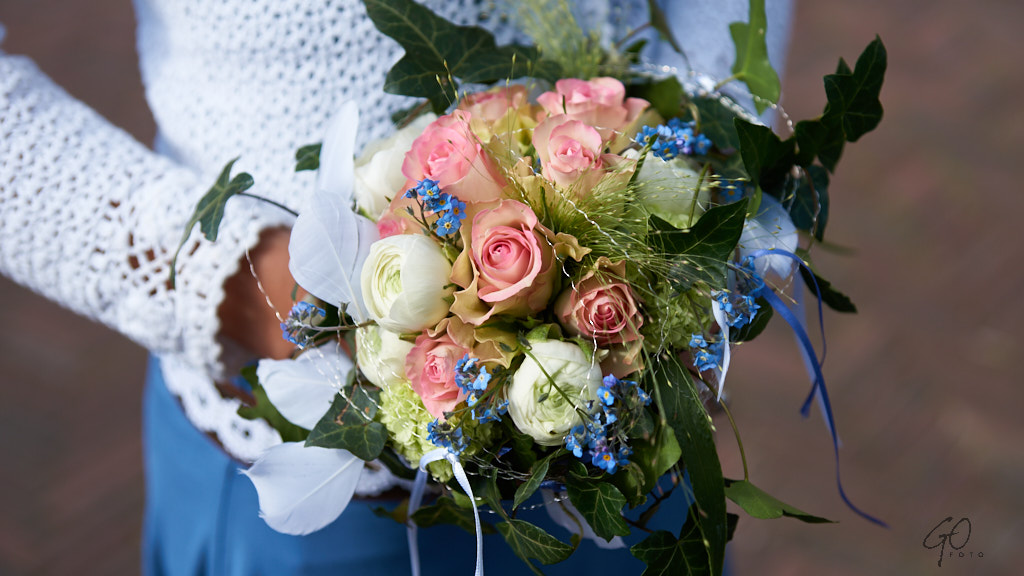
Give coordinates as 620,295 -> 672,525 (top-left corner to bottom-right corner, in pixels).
305,387 -> 386,460
170,158 -> 253,286
648,199 -> 749,291
693,96 -> 741,151
630,426 -> 682,495
647,0 -> 684,54
364,0 -> 557,114
646,355 -> 727,575
411,496 -> 497,535
734,119 -> 795,193
565,471 -> 630,540
372,499 -> 409,525
607,462 -> 647,509
497,519 -> 575,569
789,165 -> 830,240
822,36 -> 887,143
630,511 -> 713,576
799,267 -> 857,313
294,143 -> 321,172
513,450 -> 560,511
236,366 -> 308,443
724,479 -> 834,523
629,76 -> 684,120
794,119 -> 844,172
730,297 -> 773,342
728,0 -> 780,114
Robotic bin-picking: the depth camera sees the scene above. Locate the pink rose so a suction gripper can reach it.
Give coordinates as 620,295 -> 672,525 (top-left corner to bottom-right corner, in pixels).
459,85 -> 528,125
556,260 -> 642,346
405,331 -> 470,418
555,260 -> 644,376
400,111 -> 505,205
536,77 -> 648,141
450,200 -> 558,324
532,115 -> 605,191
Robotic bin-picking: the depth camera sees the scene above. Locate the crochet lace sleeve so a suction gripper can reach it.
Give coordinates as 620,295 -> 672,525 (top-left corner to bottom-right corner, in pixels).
0,46 -> 291,380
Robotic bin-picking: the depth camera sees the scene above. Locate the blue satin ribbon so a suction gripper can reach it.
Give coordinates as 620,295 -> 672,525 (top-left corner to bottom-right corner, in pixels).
408,448 -> 485,576
743,248 -> 887,527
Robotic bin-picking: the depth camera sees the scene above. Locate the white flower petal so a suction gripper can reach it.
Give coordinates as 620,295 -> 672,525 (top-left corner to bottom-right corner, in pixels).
243,443 -> 365,535
739,194 -> 798,279
257,345 -> 352,429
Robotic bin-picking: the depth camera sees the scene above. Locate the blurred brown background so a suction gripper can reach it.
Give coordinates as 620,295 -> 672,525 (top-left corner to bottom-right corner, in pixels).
0,0 -> 1021,574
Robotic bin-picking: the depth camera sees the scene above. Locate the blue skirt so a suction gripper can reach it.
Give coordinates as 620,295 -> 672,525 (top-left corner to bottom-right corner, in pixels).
142,356 -> 725,575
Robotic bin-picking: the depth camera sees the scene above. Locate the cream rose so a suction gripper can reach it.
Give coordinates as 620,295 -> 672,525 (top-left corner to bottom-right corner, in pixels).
507,339 -> 602,445
356,325 -> 414,388
361,234 -> 454,333
624,148 -> 711,229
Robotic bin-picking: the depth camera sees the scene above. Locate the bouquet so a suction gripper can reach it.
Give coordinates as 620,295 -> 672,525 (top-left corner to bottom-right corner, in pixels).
173,1 -> 887,574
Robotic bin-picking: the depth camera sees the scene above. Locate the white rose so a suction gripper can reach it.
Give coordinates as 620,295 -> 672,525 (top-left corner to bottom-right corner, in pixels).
508,339 -> 602,446
361,234 -> 454,333
624,148 -> 710,229
356,325 -> 414,388
354,114 -> 436,220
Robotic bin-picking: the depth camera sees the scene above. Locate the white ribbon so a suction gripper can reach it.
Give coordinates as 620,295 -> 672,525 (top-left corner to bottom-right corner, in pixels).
710,291 -> 732,401
408,448 -> 484,576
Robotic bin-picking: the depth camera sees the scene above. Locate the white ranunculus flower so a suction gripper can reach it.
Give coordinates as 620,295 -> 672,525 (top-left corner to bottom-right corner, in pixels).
361,234 -> 454,333
508,339 -> 603,446
354,114 -> 436,220
624,149 -> 711,229
356,325 -> 414,388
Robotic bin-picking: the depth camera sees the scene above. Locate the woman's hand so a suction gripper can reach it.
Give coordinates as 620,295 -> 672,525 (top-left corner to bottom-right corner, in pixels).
219,227 -> 302,361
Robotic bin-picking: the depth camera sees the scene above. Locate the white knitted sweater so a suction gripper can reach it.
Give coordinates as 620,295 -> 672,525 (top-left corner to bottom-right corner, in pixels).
0,1 -> 790,479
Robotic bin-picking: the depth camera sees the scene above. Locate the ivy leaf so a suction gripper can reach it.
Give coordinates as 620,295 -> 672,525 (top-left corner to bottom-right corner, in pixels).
799,267 -> 857,313
630,507 -> 715,576
648,199 -> 749,291
294,143 -> 321,172
607,462 -> 648,509
411,496 -> 497,535
513,450 -> 561,511
730,297 -> 773,342
822,36 -> 887,143
728,0 -> 780,114
565,471 -> 630,541
497,519 -> 575,572
628,76 -> 684,120
692,96 -> 741,151
304,387 -> 386,461
236,366 -> 309,444
724,479 -> 834,523
646,354 -> 727,575
170,158 -> 253,287
363,0 -> 555,114
630,425 -> 682,495
793,119 -> 844,172
735,119 -> 795,193
789,165 -> 830,240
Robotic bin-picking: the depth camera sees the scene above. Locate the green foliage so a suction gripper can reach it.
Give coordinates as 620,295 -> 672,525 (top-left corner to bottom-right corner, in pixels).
629,76 -> 684,120
513,450 -> 562,511
630,506 -> 716,576
795,37 -> 887,172
646,0 -> 683,54
648,199 -> 749,291
799,266 -> 858,313
566,469 -> 631,541
724,479 -> 834,523
646,354 -> 727,576
411,496 -> 497,535
692,97 -> 742,151
235,366 -> 309,443
728,0 -> 780,114
630,425 -> 682,495
497,519 -> 575,573
305,386 -> 387,461
734,120 -> 795,193
363,0 -> 559,114
294,143 -> 321,172
512,0 -> 604,81
170,158 -> 253,287
789,165 -> 830,240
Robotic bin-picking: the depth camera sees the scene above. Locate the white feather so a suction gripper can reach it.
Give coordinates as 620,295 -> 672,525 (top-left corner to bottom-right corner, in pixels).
256,345 -> 352,430
317,100 -> 359,204
738,194 -> 798,280
243,443 -> 365,535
